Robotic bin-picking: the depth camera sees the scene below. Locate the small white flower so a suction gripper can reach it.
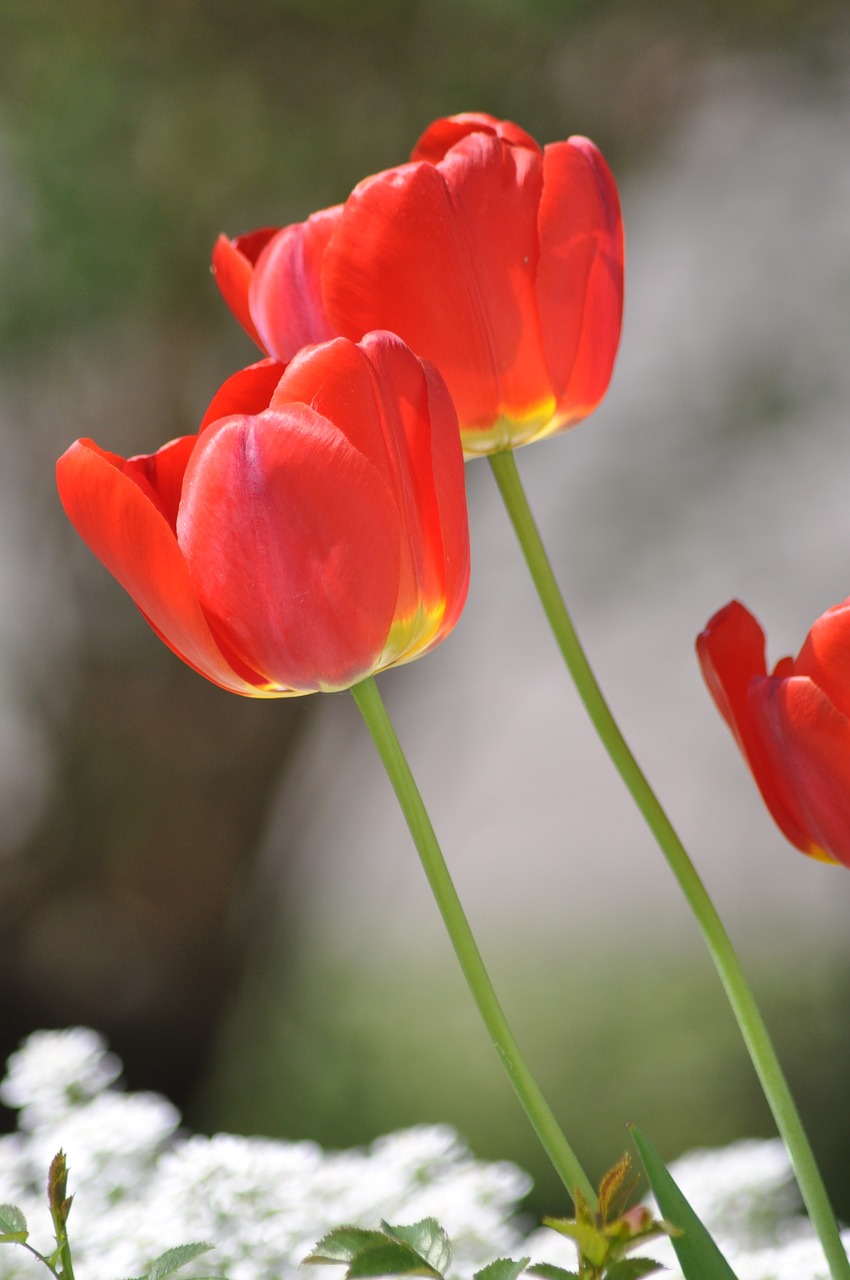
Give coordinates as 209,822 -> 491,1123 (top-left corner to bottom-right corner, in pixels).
0,1028 -> 121,1129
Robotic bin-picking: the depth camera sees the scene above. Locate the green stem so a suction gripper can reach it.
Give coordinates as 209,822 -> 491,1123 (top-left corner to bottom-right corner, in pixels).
19,1243 -> 62,1280
48,1217 -> 74,1280
488,447 -> 849,1280
351,674 -> 596,1208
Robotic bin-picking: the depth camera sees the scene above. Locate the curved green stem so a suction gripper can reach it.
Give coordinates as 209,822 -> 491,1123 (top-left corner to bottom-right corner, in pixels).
488,447 -> 849,1280
351,673 -> 596,1208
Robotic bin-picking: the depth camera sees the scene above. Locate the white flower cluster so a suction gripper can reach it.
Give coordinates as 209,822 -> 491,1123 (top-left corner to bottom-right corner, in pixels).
0,1029 -> 531,1280
0,1029 -> 848,1280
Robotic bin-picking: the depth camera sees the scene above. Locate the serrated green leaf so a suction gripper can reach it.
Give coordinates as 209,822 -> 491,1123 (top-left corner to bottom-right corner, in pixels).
605,1258 -> 664,1280
0,1206 -> 27,1236
305,1228 -> 389,1265
0,1203 -> 29,1246
146,1242 -> 214,1280
473,1255 -> 530,1280
345,1241 -> 439,1279
381,1220 -> 451,1274
526,1266 -> 579,1280
630,1126 -> 740,1280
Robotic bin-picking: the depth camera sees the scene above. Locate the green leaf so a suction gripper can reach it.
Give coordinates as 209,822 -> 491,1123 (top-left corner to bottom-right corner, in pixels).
345,1242 -> 439,1278
473,1257 -> 530,1280
305,1228 -> 389,1265
541,1220 -> 605,1268
0,1204 -> 28,1244
526,1267 -> 579,1280
146,1243 -> 215,1280
605,1258 -> 664,1280
381,1220 -> 452,1274
630,1126 -> 740,1280
0,1206 -> 27,1235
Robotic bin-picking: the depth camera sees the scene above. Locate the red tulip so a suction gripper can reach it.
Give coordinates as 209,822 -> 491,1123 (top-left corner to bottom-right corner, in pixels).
57,333 -> 470,697
213,112 -> 624,456
696,598 -> 850,867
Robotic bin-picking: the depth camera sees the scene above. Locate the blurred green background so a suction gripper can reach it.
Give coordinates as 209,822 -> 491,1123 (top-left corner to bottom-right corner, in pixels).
2,0 -> 850,1227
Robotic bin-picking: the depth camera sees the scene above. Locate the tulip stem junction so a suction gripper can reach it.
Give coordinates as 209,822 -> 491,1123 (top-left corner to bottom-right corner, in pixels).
351,673 -> 597,1209
488,446 -> 850,1280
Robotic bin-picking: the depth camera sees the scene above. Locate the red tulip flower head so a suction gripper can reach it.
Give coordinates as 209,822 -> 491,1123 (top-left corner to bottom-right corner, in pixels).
697,598 -> 850,868
213,112 -> 624,456
57,332 -> 470,696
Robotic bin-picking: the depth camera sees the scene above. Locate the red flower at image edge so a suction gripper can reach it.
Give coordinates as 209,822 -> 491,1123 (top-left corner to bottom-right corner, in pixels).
697,598 -> 850,868
57,333 -> 470,696
212,112 -> 624,456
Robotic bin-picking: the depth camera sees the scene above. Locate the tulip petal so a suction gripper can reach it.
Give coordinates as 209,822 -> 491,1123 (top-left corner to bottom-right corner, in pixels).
121,434 -> 197,534
56,440 -> 267,696
360,335 -> 469,649
322,135 -> 551,439
198,358 -> 286,433
268,336 -> 393,476
697,600 -> 768,749
792,598 -> 850,721
271,332 -> 469,666
536,138 -> 624,426
411,112 -> 540,164
422,358 -> 470,638
176,407 -> 402,693
697,601 -> 813,855
249,205 -> 342,361
211,229 -> 278,350
359,332 -> 467,661
749,676 -> 850,865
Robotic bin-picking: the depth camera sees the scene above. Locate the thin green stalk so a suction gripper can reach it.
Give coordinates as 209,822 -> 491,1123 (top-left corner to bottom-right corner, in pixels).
47,1153 -> 75,1280
351,673 -> 596,1208
488,447 -> 850,1280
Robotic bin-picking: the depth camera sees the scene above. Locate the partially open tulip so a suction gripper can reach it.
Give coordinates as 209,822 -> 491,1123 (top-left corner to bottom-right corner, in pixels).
696,598 -> 850,867
57,332 -> 470,696
213,112 -> 624,456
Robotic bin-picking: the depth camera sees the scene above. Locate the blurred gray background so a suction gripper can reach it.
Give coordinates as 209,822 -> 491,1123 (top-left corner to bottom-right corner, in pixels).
2,0 -> 850,1221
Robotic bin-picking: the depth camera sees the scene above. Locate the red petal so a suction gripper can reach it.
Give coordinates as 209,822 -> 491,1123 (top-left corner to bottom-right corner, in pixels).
176,407 -> 402,692
211,231 -> 277,351
57,439 -> 266,695
324,136 -> 550,434
749,676 -> 850,865
269,337 -> 396,486
792,598 -> 850,721
199,358 -> 286,433
697,601 -> 811,853
359,332 -> 464,655
536,138 -> 624,423
697,600 -> 768,746
268,332 -> 468,666
411,113 -> 540,164
248,205 -> 342,361
363,333 -> 469,644
421,357 -> 470,637
122,434 -> 197,534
